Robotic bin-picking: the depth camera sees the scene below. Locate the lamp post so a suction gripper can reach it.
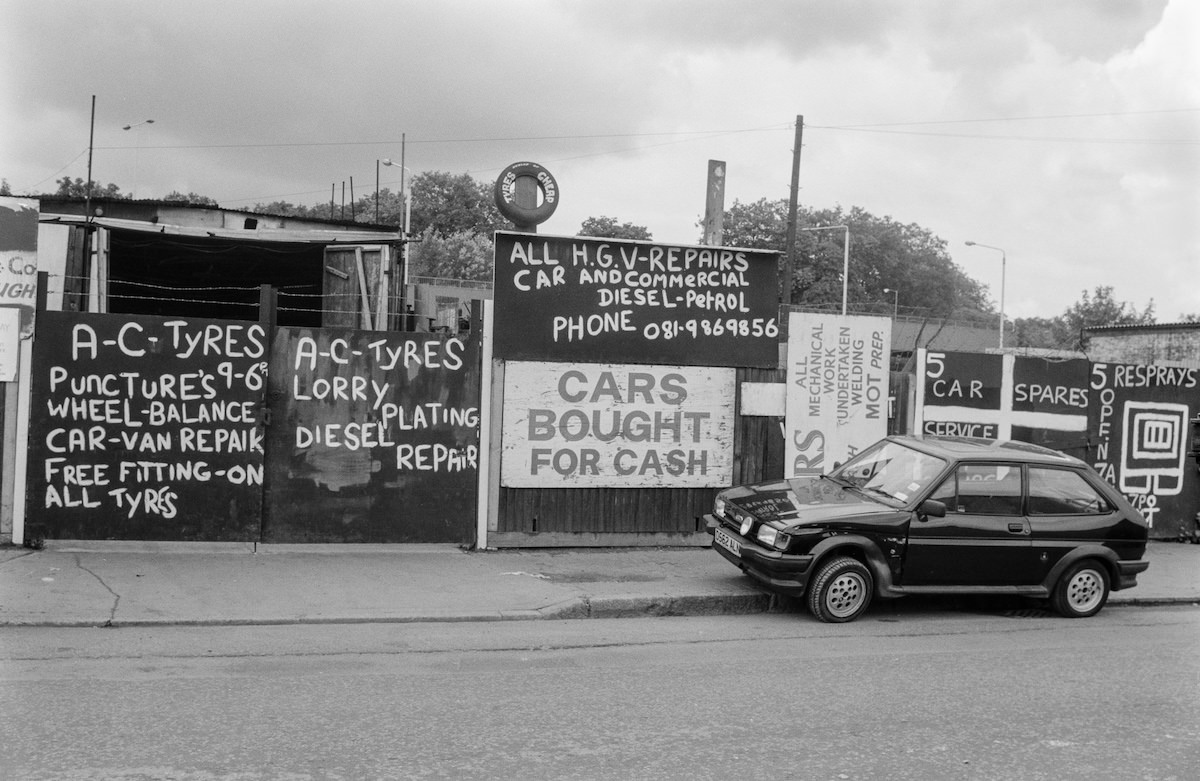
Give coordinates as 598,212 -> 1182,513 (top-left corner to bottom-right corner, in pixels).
965,240 -> 1007,349
123,119 -> 154,198
380,158 -> 412,232
800,225 -> 850,315
381,155 -> 414,329
883,287 -> 899,318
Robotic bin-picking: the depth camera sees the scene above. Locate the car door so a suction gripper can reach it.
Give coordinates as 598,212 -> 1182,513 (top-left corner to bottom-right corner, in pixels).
1026,465 -> 1123,582
903,461 -> 1038,586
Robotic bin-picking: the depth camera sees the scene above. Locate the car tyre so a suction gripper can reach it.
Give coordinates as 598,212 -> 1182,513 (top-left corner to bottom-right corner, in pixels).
1051,560 -> 1110,618
807,556 -> 873,623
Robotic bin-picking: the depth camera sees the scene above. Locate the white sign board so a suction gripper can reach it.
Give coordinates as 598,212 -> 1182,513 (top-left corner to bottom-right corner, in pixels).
0,307 -> 19,381
0,196 -> 39,338
785,312 -> 891,477
501,361 -> 735,487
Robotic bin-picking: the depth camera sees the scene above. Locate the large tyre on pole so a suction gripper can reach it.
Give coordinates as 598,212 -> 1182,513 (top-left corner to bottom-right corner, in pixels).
493,161 -> 559,228
807,556 -> 874,623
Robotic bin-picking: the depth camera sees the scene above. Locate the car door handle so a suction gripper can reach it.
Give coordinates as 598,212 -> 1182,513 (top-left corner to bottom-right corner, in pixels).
1008,522 -> 1026,533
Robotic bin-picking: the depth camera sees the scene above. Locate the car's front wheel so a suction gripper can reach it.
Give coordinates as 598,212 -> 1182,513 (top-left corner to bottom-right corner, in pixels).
807,556 -> 873,623
1051,560 -> 1110,618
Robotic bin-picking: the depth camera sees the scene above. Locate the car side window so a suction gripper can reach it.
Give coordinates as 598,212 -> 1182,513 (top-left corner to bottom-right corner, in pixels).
1028,467 -> 1111,515
930,464 -> 1023,515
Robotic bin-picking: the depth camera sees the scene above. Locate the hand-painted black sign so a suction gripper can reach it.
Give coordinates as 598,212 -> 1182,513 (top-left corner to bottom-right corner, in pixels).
263,326 -> 481,543
492,232 -> 780,367
921,350 -> 1002,411
1088,362 -> 1199,537
1012,356 -> 1089,415
26,311 -> 266,540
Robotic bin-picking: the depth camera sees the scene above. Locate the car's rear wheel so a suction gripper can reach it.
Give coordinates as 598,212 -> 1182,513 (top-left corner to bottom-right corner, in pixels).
1051,560 -> 1110,618
807,556 -> 873,623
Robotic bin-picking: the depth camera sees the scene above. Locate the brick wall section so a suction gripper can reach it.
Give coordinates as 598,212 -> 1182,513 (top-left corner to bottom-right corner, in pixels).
1086,325 -> 1200,369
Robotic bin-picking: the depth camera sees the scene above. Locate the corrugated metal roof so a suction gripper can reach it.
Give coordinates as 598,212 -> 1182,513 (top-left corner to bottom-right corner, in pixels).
39,213 -> 401,244
1084,321 -> 1200,333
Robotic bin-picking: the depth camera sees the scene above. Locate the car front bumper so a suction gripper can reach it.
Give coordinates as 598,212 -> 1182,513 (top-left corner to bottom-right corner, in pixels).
705,514 -> 815,597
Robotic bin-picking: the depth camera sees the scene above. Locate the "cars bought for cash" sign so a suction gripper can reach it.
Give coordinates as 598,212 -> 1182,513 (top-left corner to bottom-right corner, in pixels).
500,361 -> 735,488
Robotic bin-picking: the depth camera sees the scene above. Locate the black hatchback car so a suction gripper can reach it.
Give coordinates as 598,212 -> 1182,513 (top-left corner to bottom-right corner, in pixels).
706,436 -> 1149,622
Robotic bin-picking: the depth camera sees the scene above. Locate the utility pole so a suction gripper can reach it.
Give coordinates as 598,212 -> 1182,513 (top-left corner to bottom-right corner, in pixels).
782,115 -> 803,308
85,95 -> 96,223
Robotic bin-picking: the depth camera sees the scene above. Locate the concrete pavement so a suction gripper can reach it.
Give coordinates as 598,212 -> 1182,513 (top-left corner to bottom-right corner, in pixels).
1,540 -> 1197,628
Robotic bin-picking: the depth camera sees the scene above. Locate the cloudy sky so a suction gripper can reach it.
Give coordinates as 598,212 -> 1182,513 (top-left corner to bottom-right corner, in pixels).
3,0 -> 1197,320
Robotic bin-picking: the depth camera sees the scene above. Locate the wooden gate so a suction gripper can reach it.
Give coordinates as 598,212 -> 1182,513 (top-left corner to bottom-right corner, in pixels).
261,323 -> 481,544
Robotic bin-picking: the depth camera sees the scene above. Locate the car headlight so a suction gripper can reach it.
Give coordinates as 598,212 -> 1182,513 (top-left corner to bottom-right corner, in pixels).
739,514 -> 754,536
756,525 -> 792,552
714,496 -> 727,519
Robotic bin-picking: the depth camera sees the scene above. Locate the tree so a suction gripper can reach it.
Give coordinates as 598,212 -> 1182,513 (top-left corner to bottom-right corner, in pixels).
1013,286 -> 1156,349
407,171 -> 508,238
164,191 -> 219,206
1063,286 -> 1154,332
719,198 -> 790,249
406,228 -> 493,281
363,187 -> 405,227
719,199 -> 990,318
578,216 -> 652,241
0,179 -> 11,196
55,176 -> 128,200
252,200 -> 329,219
1011,316 -> 1065,349
253,171 -> 508,235
1067,286 -> 1155,349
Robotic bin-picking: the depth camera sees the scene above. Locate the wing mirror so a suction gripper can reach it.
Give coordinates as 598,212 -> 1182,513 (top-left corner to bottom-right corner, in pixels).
918,499 -> 947,520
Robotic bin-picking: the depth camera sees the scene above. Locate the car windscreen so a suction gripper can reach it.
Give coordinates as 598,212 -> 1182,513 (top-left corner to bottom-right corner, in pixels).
830,440 -> 948,504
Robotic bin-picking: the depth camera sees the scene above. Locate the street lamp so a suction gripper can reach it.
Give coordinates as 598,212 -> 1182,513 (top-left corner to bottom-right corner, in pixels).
965,240 -> 1007,349
883,287 -> 899,318
123,119 -> 155,199
381,155 -> 414,329
380,157 -> 413,232
800,225 -> 850,315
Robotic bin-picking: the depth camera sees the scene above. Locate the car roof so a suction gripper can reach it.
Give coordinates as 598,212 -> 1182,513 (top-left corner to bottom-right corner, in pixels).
894,435 -> 1084,466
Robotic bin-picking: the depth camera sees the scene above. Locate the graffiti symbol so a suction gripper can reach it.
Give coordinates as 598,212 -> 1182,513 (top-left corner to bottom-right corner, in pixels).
1120,402 -> 1188,496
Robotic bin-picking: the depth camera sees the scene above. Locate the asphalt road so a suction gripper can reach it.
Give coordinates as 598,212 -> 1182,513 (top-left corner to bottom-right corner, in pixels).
2,604 -> 1198,780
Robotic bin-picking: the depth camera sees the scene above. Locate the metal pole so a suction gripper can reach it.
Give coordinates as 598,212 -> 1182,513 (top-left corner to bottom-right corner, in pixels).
965,241 -> 1007,349
85,95 -> 95,223
375,159 -> 380,223
841,225 -> 849,316
782,116 -> 803,307
999,250 -> 1006,349
400,133 -> 408,324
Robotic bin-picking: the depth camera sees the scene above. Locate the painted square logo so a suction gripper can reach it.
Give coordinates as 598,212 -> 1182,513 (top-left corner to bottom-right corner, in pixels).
1120,402 -> 1188,496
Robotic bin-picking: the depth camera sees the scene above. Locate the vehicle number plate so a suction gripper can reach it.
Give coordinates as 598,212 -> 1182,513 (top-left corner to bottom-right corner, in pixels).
714,528 -> 741,556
